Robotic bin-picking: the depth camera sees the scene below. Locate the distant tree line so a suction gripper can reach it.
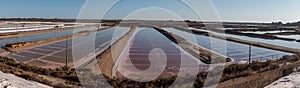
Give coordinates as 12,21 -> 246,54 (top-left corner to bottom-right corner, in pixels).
271,21 -> 300,26
285,21 -> 300,26
0,18 -> 76,22
0,18 -> 126,23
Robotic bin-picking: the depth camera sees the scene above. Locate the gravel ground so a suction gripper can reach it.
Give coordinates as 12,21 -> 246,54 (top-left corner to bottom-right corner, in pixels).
265,72 -> 300,88
0,71 -> 51,88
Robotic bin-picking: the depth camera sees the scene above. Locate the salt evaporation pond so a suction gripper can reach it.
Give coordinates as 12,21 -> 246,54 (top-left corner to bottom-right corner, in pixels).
192,28 -> 300,49
164,28 -> 292,62
0,26 -> 107,47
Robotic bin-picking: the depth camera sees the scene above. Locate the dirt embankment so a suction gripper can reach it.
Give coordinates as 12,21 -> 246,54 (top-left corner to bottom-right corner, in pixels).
0,49 -> 4,54
0,23 -> 116,39
96,27 -> 137,79
4,26 -> 115,52
153,26 -> 230,64
226,31 -> 296,41
191,25 -> 297,41
224,28 -> 296,32
218,55 -> 300,88
219,36 -> 300,54
174,27 -> 300,54
0,57 -> 80,87
220,28 -> 297,41
0,25 -> 87,39
218,68 -> 282,88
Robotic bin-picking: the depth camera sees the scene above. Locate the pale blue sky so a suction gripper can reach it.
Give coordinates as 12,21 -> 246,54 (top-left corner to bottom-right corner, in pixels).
1,0 -> 300,23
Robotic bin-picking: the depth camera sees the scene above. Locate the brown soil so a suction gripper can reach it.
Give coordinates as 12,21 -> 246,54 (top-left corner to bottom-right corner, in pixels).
0,23 -> 115,39
96,27 -> 137,79
0,25 -> 89,39
217,55 -> 300,88
0,49 -> 4,54
0,60 -> 80,87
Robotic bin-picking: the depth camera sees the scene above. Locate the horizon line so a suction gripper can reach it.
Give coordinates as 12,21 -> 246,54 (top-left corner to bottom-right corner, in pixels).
0,17 -> 298,24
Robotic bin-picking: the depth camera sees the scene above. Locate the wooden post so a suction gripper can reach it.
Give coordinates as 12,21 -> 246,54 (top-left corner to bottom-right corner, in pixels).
65,37 -> 69,70
249,44 -> 252,64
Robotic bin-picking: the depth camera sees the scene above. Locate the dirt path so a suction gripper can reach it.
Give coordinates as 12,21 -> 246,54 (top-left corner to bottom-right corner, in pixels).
0,25 -> 95,39
154,27 -> 230,64
96,27 -> 137,78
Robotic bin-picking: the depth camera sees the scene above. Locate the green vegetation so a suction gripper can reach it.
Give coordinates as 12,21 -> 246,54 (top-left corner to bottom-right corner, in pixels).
272,21 -> 300,26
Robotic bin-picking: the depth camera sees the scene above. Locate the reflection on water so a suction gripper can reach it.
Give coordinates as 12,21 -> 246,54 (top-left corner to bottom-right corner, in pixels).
164,28 -> 292,62
192,28 -> 300,49
0,26 -> 107,47
4,27 -> 130,66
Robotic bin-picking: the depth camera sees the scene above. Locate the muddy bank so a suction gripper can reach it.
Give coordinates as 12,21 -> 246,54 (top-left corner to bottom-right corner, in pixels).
4,26 -> 115,52
153,26 -> 230,64
173,27 -> 300,54
96,27 -> 137,79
